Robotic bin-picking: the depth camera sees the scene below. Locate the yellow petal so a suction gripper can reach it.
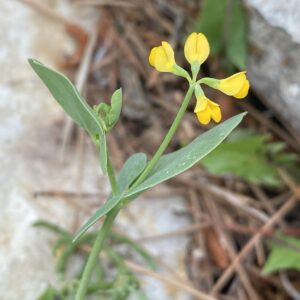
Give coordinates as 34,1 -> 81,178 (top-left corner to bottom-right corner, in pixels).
184,32 -> 210,65
148,42 -> 176,72
161,41 -> 175,64
194,96 -> 208,113
208,100 -> 221,123
149,47 -> 157,67
234,79 -> 250,99
218,71 -> 247,96
184,32 -> 197,64
196,108 -> 211,125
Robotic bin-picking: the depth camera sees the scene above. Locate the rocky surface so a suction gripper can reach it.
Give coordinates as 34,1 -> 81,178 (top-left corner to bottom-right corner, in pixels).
245,0 -> 300,134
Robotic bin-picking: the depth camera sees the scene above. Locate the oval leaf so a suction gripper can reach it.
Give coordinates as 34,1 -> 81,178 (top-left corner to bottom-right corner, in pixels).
108,88 -> 122,129
29,59 -> 104,135
126,113 -> 246,198
29,59 -> 108,173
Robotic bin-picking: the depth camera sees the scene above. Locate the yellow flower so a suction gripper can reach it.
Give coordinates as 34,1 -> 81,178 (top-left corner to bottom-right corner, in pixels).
194,96 -> 221,125
184,32 -> 210,65
234,79 -> 250,99
217,71 -> 249,98
149,41 -> 176,73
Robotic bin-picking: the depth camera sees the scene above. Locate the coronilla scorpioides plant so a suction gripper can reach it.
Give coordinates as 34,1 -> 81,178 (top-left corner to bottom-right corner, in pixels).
29,32 -> 249,300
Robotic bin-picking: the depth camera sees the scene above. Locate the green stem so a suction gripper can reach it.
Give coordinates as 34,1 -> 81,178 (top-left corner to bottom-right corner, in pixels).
131,84 -> 195,189
75,206 -> 120,300
75,152 -> 119,300
107,154 -> 118,195
75,83 -> 195,300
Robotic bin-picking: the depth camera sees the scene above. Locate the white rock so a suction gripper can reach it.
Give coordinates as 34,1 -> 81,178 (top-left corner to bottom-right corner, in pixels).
245,0 -> 300,134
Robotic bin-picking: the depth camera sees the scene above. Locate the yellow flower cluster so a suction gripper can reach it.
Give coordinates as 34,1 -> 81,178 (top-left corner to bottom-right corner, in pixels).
148,32 -> 250,125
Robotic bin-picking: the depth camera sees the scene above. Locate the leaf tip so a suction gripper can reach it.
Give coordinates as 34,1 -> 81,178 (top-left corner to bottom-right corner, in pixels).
28,58 -> 42,67
112,88 -> 122,98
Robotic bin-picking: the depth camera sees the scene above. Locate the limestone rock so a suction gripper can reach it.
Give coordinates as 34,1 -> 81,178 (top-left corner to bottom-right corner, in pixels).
245,0 -> 300,134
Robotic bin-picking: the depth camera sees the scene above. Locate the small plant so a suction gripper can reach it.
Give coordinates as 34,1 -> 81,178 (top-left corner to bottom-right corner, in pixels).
34,220 -> 155,299
29,32 -> 249,299
201,130 -> 298,186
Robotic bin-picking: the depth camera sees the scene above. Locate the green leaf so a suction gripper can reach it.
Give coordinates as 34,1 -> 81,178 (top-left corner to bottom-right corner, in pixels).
110,232 -> 157,270
29,59 -> 108,173
126,113 -> 246,198
73,193 -> 124,243
226,0 -> 247,69
195,0 -> 226,55
108,88 -> 122,130
56,244 -> 75,273
118,153 -> 147,192
200,134 -> 275,185
200,131 -> 290,186
94,88 -> 122,131
33,220 -> 70,236
263,235 -> 300,274
38,286 -> 58,300
29,59 -> 104,136
73,153 -> 147,242
194,0 -> 247,70
98,133 -> 108,174
96,102 -> 110,130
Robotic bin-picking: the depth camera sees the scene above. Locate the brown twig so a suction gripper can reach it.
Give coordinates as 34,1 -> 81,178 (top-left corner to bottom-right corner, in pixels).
204,194 -> 260,300
124,260 -> 218,300
174,176 -> 269,222
136,222 -> 211,242
210,196 -> 297,295
187,190 -> 214,289
74,0 -> 138,8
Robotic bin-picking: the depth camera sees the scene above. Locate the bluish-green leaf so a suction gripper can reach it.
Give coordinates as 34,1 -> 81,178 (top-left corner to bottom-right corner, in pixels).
29,58 -> 108,173
126,113 -> 246,197
99,133 -> 107,174
29,59 -> 104,135
108,88 -> 122,129
118,153 -> 147,191
73,153 -> 147,242
94,88 -> 122,131
73,193 -> 124,243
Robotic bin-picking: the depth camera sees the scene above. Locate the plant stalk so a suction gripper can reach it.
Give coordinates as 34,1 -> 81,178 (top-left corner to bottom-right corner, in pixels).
107,154 -> 119,195
75,83 -> 195,300
75,206 -> 119,300
131,83 -> 195,189
75,153 -> 119,300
